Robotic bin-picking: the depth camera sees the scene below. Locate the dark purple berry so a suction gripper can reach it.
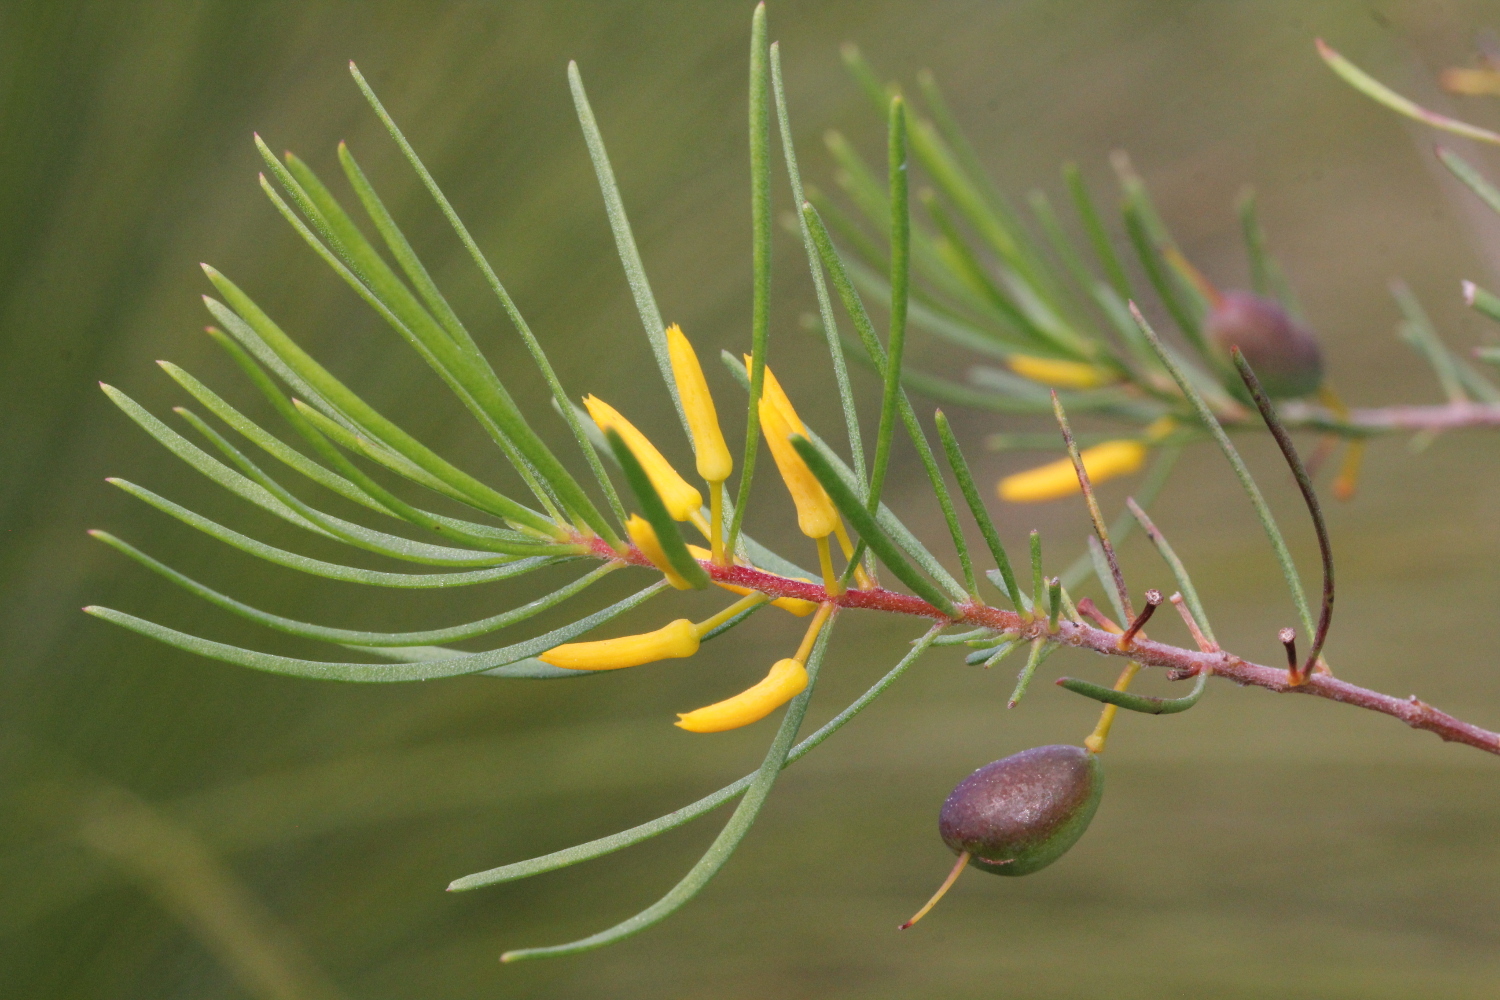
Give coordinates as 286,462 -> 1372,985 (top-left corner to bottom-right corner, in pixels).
1206,291 -> 1324,398
938,744 -> 1103,876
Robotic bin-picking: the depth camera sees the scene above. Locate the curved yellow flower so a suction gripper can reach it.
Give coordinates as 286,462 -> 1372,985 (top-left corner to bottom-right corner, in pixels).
999,440 -> 1147,503
758,393 -> 839,539
1008,355 -> 1112,390
674,657 -> 809,732
539,618 -> 699,670
584,395 -> 701,521
667,324 -> 732,483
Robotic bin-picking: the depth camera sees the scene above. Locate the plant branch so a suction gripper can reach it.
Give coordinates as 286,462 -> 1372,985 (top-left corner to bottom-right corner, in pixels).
585,536 -> 1500,756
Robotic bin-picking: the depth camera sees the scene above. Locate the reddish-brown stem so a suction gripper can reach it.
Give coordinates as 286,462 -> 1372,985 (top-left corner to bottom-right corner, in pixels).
583,535 -> 1500,756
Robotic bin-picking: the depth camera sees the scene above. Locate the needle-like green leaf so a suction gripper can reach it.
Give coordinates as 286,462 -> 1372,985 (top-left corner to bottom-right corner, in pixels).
935,410 -> 1022,609
771,43 -> 865,490
726,3 -> 772,559
106,478 -> 567,588
1056,672 -> 1207,714
93,531 -> 617,647
86,580 -> 669,682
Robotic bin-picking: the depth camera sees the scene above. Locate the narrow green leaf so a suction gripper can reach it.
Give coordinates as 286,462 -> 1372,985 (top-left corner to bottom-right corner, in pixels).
86,579 -> 669,683
567,63 -> 683,435
606,429 -> 709,589
499,602 -> 834,962
1064,162 -> 1131,301
771,44 -> 865,490
936,410 -> 1018,608
107,478 -> 568,588
1316,39 -> 1500,145
1465,279 -> 1500,325
1121,199 -> 1203,354
1007,637 -> 1055,707
1392,281 -> 1467,403
455,621 -> 943,892
1056,671 -> 1207,714
1132,305 -> 1313,638
792,435 -> 956,616
726,3 -> 773,559
94,530 -> 617,647
1029,529 -> 1044,615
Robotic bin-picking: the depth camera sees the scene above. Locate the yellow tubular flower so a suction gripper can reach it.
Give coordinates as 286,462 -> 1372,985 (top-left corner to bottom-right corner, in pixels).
685,544 -> 817,616
627,514 -> 695,589
758,395 -> 839,539
999,440 -> 1147,503
584,395 -> 702,521
667,325 -> 732,482
539,619 -> 699,670
1008,355 -> 1112,390
674,658 -> 809,732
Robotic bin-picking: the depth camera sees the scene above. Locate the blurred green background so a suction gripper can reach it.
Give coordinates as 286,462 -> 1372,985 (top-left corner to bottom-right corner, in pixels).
5,1 -> 1500,997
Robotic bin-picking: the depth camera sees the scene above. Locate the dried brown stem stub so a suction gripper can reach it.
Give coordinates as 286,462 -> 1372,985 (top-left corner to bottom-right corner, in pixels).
1232,348 -> 1335,677
1117,590 -> 1161,650
1280,627 -> 1300,682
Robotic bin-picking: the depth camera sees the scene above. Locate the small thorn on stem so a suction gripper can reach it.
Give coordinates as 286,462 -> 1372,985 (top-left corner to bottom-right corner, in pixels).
900,851 -> 970,931
1280,627 -> 1302,684
1117,590 -> 1161,650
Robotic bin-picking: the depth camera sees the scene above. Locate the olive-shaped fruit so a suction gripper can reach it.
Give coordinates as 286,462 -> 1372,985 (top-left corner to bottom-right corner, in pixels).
1206,290 -> 1323,398
939,744 -> 1103,876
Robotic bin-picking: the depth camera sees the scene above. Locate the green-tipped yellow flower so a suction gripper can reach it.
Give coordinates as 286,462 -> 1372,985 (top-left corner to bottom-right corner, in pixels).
999,440 -> 1147,503
584,395 -> 702,521
627,514 -> 696,589
667,324 -> 732,482
1007,355 -> 1112,390
759,392 -> 839,539
540,618 -> 699,670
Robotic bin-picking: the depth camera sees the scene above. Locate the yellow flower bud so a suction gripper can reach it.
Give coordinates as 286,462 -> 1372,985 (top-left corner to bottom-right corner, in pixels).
539,618 -> 699,670
1007,355 -> 1112,390
584,395 -> 702,521
999,440 -> 1147,503
667,324 -> 732,483
744,356 -> 805,434
758,394 -> 839,539
627,514 -> 696,589
674,657 -> 809,732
